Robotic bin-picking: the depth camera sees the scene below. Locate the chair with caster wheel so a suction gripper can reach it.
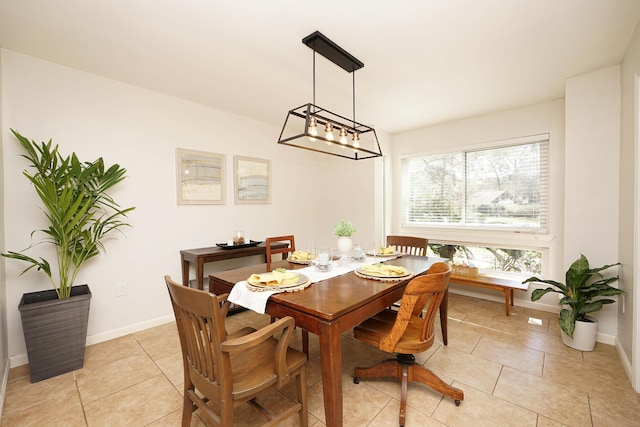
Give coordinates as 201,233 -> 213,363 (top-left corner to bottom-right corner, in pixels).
352,262 -> 463,427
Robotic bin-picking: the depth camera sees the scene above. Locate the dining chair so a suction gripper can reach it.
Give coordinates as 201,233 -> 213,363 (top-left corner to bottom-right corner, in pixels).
386,235 -> 429,256
264,235 -> 310,356
265,235 -> 296,266
386,235 -> 449,345
352,262 -> 463,427
165,275 -> 308,427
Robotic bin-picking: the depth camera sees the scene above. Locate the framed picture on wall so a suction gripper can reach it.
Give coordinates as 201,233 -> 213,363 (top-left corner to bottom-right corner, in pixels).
176,148 -> 226,205
234,156 -> 271,204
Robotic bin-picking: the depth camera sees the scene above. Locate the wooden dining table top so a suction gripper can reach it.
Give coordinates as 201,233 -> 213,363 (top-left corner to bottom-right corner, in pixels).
208,255 -> 442,322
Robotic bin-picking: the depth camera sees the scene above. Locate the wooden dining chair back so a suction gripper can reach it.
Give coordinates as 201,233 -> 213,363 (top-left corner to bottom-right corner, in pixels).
352,262 -> 463,426
165,275 -> 308,427
263,235 -> 310,356
386,235 -> 429,256
265,235 -> 296,266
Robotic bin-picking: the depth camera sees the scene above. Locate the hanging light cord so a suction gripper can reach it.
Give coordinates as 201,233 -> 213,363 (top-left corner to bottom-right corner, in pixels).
352,68 -> 356,129
312,50 -> 316,112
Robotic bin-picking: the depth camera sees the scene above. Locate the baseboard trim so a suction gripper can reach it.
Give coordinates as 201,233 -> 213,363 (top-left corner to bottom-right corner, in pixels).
0,358 -> 10,420
616,337 -> 637,392
9,314 -> 175,368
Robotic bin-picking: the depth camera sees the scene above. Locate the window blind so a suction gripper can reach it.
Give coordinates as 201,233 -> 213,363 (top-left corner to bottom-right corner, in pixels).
402,135 -> 549,233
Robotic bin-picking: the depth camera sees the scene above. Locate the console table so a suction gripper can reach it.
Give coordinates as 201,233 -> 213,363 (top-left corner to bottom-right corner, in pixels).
180,242 -> 288,290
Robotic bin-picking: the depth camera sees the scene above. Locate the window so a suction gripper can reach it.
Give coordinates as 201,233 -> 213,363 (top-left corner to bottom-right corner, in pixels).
427,243 -> 542,276
402,135 -> 549,233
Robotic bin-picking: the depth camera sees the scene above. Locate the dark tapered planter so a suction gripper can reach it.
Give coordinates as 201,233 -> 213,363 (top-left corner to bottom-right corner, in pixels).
19,284 -> 92,383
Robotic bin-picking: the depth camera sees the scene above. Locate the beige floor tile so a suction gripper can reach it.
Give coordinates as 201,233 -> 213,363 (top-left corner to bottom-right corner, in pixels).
133,321 -> 181,360
2,372 -> 77,416
368,398 -> 448,427
341,335 -> 389,375
76,352 -> 162,404
589,389 -> 640,427
6,364 -> 30,383
443,323 -> 483,353
153,350 -> 185,391
543,351 -> 634,396
433,381 -> 538,427
512,311 -> 551,332
0,387 -> 86,426
147,408 -> 207,427
307,373 -> 392,427
535,415 -> 569,426
82,334 -> 145,369
583,342 -> 628,373
494,366 -> 591,426
353,371 -> 449,418
514,328 -> 583,362
83,374 -> 182,426
472,335 -> 544,376
456,320 -> 516,344
426,345 -> 502,393
458,314 -> 519,335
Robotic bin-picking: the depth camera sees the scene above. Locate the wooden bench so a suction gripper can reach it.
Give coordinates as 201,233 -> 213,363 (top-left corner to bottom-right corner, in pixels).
449,273 -> 529,316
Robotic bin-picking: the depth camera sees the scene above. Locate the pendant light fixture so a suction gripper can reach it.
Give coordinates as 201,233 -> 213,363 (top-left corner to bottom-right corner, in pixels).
277,31 -> 382,160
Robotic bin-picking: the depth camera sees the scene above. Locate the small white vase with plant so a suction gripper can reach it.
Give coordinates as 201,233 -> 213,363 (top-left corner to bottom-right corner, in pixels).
334,220 -> 356,255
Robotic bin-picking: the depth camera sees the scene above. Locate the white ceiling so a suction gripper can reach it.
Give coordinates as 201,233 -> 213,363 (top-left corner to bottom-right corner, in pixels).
1,0 -> 639,134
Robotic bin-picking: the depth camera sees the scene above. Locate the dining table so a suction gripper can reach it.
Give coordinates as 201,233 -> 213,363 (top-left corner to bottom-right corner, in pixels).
208,254 -> 448,427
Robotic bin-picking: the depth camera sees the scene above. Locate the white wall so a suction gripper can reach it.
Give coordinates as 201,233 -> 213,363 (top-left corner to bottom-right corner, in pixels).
0,49 -> 381,365
565,66 -> 621,340
619,20 -> 640,389
0,45 -> 8,414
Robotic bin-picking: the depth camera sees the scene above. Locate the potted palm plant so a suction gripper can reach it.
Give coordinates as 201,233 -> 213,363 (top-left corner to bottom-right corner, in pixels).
2,129 -> 134,381
523,254 -> 623,351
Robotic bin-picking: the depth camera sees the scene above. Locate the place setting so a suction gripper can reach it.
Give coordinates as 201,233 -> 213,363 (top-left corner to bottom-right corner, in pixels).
228,267 -> 312,314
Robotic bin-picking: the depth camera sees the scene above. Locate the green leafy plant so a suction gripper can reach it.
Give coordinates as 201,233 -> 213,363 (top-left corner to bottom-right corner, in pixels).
523,254 -> 623,338
333,220 -> 356,237
2,129 -> 135,299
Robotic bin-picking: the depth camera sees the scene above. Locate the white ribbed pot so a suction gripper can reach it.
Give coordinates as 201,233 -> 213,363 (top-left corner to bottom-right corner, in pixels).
561,316 -> 598,351
336,237 -> 353,255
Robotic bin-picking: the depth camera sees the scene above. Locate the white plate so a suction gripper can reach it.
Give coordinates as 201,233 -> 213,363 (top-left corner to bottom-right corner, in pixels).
247,273 -> 310,290
287,256 -> 314,265
365,251 -> 402,257
356,266 -> 412,279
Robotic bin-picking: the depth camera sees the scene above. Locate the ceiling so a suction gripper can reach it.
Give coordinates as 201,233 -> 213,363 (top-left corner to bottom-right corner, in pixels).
1,0 -> 639,134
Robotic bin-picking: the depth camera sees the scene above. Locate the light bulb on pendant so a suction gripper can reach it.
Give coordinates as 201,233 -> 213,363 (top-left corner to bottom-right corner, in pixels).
324,122 -> 334,141
339,128 -> 348,145
307,116 -> 318,141
352,132 -> 360,148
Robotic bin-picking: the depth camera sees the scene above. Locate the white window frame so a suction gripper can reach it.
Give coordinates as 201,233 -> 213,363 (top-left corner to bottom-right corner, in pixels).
398,133 -> 553,276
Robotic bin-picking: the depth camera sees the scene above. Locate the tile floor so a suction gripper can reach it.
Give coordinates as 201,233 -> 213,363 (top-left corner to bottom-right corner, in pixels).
2,293 -> 639,426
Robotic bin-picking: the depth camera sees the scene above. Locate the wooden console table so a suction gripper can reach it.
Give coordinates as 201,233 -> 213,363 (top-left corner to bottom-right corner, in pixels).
180,242 -> 288,290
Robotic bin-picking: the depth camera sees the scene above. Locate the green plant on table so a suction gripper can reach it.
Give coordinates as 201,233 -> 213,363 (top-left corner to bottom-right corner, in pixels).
333,220 -> 356,237
2,129 -> 135,299
523,254 -> 623,338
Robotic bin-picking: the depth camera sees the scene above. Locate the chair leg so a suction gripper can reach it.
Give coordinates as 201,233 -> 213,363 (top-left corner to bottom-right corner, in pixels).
411,363 -> 464,404
399,363 -> 409,427
354,354 -> 463,426
302,330 -> 309,357
298,366 -> 308,427
353,358 -> 400,382
181,393 -> 193,427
